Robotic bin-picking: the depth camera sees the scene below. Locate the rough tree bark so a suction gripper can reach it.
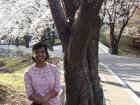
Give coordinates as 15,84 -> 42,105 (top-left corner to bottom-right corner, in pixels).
47,0 -> 104,105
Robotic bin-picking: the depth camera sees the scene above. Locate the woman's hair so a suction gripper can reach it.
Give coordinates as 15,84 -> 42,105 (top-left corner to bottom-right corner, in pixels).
32,42 -> 49,61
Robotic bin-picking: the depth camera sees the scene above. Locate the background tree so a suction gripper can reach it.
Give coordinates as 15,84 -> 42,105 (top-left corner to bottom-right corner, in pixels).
23,34 -> 31,48
101,0 -> 137,55
15,36 -> 19,47
47,0 -> 104,105
40,27 -> 56,51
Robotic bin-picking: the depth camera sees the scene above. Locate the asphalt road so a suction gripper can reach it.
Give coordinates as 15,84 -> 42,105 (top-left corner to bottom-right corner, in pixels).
99,53 -> 140,98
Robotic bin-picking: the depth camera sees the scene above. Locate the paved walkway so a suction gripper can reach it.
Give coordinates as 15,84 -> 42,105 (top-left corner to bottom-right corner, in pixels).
99,53 -> 140,97
99,63 -> 139,105
98,42 -> 140,105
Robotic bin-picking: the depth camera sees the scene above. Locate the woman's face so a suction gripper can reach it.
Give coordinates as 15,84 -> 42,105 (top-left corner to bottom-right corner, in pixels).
33,47 -> 47,63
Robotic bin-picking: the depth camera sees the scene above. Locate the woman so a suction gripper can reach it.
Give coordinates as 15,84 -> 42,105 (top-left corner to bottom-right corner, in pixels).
24,42 -> 61,105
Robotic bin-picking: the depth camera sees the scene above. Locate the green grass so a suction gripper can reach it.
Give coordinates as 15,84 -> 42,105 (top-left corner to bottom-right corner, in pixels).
100,28 -> 110,47
0,74 -> 24,91
54,38 -> 61,45
0,56 -> 32,104
118,49 -> 129,56
0,57 -> 31,73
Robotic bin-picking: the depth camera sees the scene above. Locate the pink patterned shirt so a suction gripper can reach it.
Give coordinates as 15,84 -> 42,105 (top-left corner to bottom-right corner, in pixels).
24,63 -> 61,105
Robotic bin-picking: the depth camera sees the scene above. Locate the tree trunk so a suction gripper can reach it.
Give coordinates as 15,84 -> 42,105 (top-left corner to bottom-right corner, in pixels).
112,44 -> 118,55
25,42 -> 29,48
111,39 -> 119,55
110,29 -> 119,55
87,16 -> 103,105
47,0 -> 104,105
64,7 -> 103,105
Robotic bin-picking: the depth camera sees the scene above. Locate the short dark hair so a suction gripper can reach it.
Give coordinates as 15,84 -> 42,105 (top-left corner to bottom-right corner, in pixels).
32,42 -> 49,61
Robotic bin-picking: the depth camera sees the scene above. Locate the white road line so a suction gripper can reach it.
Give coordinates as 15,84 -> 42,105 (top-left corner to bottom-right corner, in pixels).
100,63 -> 140,105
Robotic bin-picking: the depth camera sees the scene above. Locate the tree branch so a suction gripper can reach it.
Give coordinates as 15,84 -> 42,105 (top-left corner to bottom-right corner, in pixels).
47,0 -> 70,45
101,0 -> 107,23
61,0 -> 80,26
128,6 -> 137,20
118,2 -> 137,41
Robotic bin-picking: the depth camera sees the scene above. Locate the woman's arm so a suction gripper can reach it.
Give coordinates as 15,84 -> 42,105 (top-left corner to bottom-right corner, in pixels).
42,90 -> 58,103
27,90 -> 58,105
28,94 -> 45,104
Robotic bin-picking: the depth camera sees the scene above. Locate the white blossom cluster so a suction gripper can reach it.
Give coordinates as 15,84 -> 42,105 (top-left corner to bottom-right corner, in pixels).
100,0 -> 139,24
0,0 -> 53,40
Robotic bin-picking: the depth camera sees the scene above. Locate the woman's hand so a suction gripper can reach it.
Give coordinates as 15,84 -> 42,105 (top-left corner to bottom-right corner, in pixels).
42,103 -> 48,105
36,96 -> 45,104
41,90 -> 58,105
28,95 -> 45,104
41,96 -> 49,105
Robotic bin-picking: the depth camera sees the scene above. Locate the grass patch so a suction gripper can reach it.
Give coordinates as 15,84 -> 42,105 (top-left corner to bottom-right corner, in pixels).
118,49 -> 129,56
54,38 -> 61,44
0,56 -> 32,104
100,27 -> 110,47
0,74 -> 24,91
0,57 -> 31,88
0,57 -> 31,73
